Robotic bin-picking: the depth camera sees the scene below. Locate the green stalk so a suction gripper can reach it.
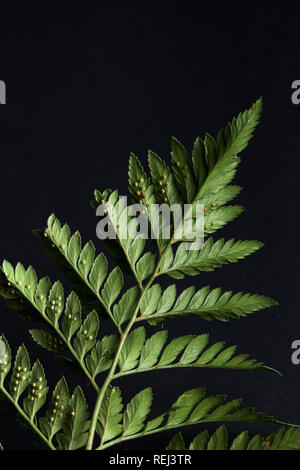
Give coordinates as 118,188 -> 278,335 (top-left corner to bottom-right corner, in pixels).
86,241 -> 170,450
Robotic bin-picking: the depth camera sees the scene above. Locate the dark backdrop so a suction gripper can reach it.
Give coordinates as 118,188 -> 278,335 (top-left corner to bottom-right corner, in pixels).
0,2 -> 300,450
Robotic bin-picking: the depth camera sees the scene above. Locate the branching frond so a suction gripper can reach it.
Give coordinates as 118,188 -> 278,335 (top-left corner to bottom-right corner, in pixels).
0,98 -> 291,451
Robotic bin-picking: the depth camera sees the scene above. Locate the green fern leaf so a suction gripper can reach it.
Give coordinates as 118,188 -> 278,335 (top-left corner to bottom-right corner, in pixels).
62,292 -> 82,342
143,387 -> 278,437
0,334 -> 11,384
73,310 -> 99,360
139,285 -> 277,322
85,335 -> 118,379
46,280 -> 64,324
97,385 -> 123,444
161,238 -> 264,278
166,432 -> 186,450
167,425 -> 300,450
9,344 -> 31,401
136,252 -> 156,281
128,153 -> 156,206
116,331 -> 275,375
101,267 -> 123,308
123,387 -> 153,437
89,252 -> 108,294
118,327 -> 146,371
194,98 -> 262,199
203,205 -> 244,236
139,284 -> 162,316
30,329 -> 66,353
159,336 -> 194,366
23,360 -> 48,419
139,331 -> 168,369
113,286 -> 140,326
34,276 -> 52,313
35,215 -> 111,315
200,185 -> 243,208
39,377 -> 70,441
57,386 -> 90,450
171,136 -> 197,202
148,150 -> 181,205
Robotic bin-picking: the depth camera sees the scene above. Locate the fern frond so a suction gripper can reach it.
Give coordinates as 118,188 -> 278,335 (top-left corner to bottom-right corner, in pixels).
138,284 -> 277,322
167,425 -> 300,450
128,152 -> 156,205
1,98 -> 291,451
148,150 -> 182,205
203,205 -> 244,236
0,262 -> 103,390
193,98 -> 262,200
34,213 -> 121,325
39,377 -> 69,442
97,385 -> 284,449
97,387 -> 153,446
0,336 -> 66,449
159,238 -> 264,278
197,185 -> 243,208
91,188 -> 113,209
85,335 -> 118,380
140,99 -> 262,245
96,385 -> 123,444
56,386 -> 90,450
112,329 -> 278,377
23,359 -> 48,419
171,137 -> 197,202
92,189 -> 156,285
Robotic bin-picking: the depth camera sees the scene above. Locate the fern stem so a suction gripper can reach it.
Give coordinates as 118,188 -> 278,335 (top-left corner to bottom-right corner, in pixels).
86,244 -> 168,450
85,291 -> 147,449
0,384 -> 55,450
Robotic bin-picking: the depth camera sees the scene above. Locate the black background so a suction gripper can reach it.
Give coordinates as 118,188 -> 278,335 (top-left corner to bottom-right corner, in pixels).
0,1 -> 300,451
